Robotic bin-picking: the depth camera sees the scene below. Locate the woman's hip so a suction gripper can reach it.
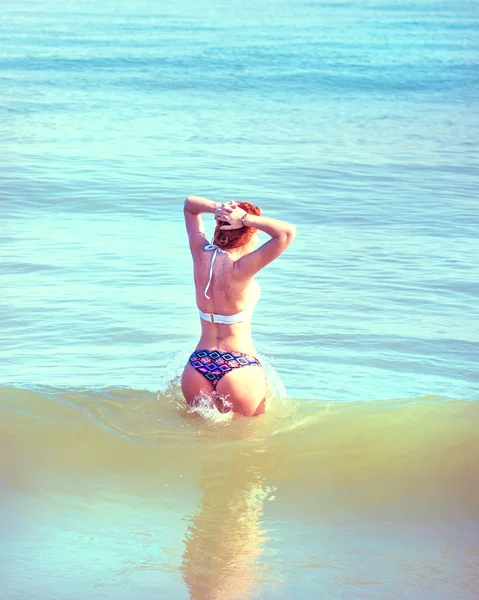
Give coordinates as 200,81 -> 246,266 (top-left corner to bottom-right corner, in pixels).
182,349 -> 266,416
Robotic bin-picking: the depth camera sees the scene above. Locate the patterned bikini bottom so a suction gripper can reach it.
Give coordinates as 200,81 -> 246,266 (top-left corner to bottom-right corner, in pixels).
188,349 -> 262,387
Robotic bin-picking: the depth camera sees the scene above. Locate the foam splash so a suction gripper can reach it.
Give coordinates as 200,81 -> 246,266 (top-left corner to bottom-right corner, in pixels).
184,390 -> 234,423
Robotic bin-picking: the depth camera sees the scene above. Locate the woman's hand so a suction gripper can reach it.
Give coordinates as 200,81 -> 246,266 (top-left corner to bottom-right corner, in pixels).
215,202 -> 247,230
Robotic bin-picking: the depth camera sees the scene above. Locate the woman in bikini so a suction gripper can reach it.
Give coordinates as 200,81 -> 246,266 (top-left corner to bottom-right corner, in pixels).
181,195 -> 296,417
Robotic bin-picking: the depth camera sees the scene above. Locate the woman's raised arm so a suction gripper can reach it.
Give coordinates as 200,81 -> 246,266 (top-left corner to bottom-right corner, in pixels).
184,195 -> 220,215
183,196 -> 222,254
216,203 -> 296,279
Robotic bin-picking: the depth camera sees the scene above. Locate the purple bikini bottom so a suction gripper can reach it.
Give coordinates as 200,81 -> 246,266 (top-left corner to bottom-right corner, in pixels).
188,349 -> 262,387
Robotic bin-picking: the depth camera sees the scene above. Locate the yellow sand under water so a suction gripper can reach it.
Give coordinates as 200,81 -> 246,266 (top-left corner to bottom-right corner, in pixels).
1,386 -> 478,599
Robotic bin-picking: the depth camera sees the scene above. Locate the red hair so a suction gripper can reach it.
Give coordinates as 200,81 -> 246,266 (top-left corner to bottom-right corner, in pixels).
213,202 -> 261,250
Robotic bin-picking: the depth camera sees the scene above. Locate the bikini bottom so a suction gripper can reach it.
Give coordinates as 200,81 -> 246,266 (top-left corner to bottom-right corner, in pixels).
188,349 -> 262,388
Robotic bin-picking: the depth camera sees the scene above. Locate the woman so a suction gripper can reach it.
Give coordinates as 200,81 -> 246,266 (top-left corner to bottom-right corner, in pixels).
181,195 -> 296,416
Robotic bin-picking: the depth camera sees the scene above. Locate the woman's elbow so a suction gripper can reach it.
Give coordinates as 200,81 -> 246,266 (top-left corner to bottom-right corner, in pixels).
184,196 -> 194,213
276,224 -> 296,250
284,224 -> 296,244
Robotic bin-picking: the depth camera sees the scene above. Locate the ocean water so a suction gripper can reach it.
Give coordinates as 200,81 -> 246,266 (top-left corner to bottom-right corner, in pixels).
1,0 -> 478,598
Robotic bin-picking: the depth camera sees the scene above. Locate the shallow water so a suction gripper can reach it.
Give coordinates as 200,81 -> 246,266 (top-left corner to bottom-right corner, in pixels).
1,0 -> 478,597
1,386 -> 478,599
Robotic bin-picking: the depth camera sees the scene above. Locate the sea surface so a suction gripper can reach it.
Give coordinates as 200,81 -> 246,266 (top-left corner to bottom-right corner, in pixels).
1,0 -> 478,598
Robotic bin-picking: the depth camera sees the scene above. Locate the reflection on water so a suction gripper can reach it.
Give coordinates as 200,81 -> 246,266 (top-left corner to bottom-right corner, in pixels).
182,443 -> 272,600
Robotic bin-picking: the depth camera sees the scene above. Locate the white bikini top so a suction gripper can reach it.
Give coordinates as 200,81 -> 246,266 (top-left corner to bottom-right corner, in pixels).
198,244 -> 260,325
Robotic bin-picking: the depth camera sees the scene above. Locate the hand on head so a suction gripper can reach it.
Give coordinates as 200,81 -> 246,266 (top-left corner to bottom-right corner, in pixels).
215,202 -> 247,230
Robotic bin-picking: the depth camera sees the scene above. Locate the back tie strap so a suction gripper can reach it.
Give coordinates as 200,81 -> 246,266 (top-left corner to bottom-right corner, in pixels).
203,244 -> 231,299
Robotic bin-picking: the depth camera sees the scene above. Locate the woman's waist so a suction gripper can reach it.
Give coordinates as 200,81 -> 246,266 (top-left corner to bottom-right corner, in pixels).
196,331 -> 256,356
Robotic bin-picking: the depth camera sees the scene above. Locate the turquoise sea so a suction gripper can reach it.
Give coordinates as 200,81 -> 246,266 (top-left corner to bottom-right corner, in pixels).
1,0 -> 478,598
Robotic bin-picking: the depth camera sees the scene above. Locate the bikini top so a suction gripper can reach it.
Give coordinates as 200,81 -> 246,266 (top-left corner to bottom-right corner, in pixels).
198,244 -> 260,325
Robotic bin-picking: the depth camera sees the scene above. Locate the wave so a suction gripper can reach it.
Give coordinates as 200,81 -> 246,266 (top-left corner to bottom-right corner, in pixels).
2,54 -> 477,98
1,384 -> 477,520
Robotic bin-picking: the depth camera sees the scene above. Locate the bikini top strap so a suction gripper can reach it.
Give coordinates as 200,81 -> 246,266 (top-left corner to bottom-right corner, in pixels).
203,244 -> 230,299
